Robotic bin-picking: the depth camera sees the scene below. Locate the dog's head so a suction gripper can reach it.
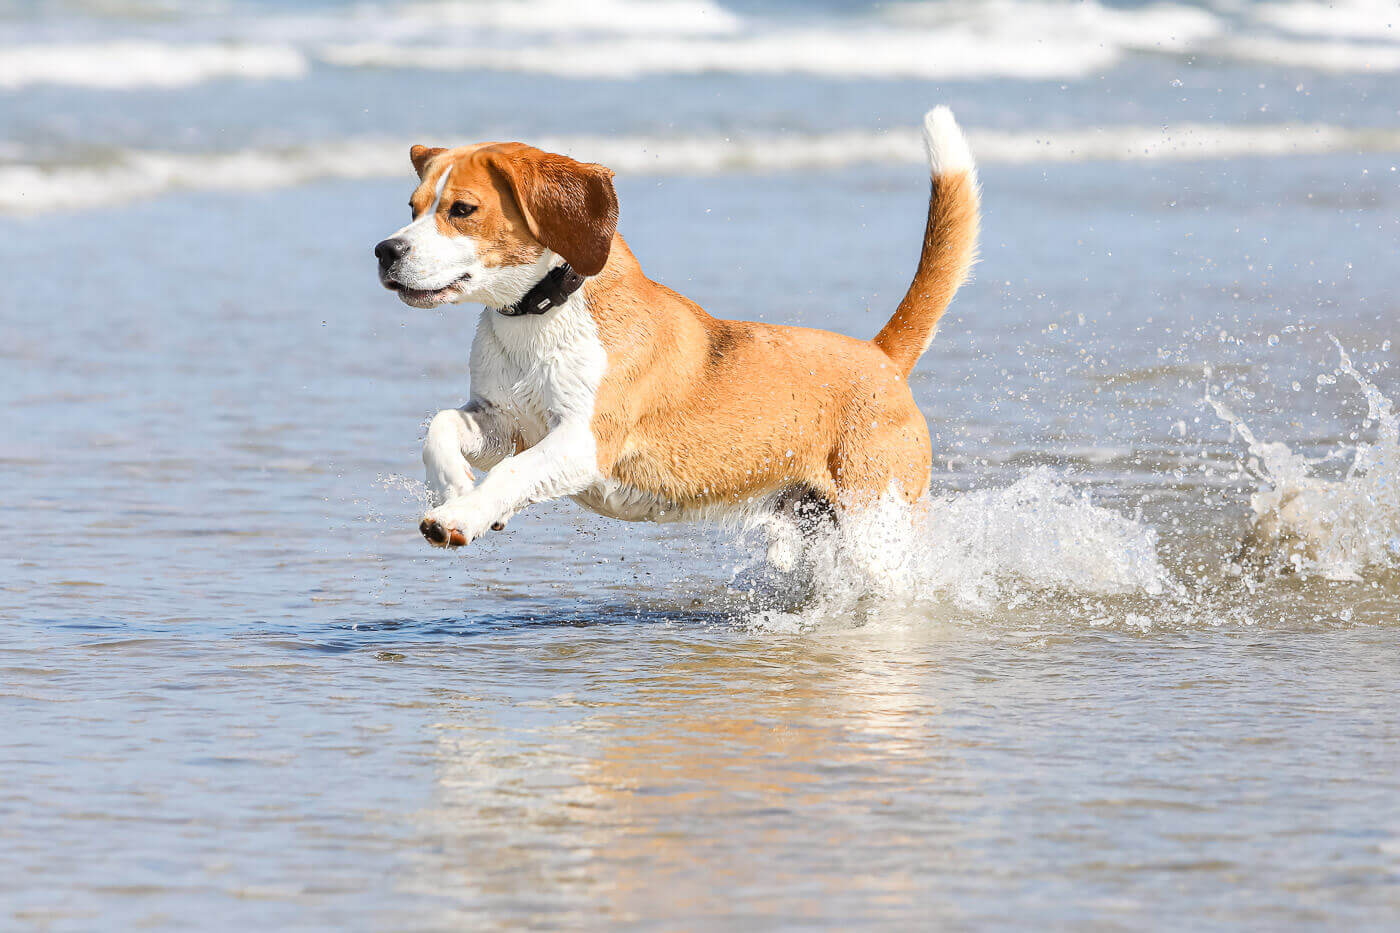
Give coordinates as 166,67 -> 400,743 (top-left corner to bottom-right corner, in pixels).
374,142 -> 618,309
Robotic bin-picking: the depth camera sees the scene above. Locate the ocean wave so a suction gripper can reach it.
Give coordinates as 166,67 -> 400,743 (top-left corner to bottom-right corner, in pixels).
319,21 -> 1131,80
223,0 -> 741,46
0,142 -> 405,215
1207,35 -> 1400,73
0,41 -> 307,90
4,122 -> 1399,215
884,0 -> 1222,52
318,0 -> 1220,81
1,0 -> 1396,89
321,31 -> 1400,81
1252,0 -> 1400,41
374,0 -> 741,36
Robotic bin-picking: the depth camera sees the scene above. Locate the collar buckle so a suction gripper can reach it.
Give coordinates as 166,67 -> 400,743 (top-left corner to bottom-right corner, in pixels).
496,263 -> 585,317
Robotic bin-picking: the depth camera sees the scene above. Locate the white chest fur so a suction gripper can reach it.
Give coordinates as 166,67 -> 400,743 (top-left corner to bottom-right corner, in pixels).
467,296 -> 683,522
469,295 -> 607,441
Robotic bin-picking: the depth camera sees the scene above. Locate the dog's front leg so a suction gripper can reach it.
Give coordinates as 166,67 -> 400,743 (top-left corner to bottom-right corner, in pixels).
419,422 -> 598,548
422,401 -> 515,507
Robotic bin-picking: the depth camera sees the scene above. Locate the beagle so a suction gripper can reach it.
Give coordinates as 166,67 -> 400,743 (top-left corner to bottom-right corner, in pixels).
374,107 -> 979,555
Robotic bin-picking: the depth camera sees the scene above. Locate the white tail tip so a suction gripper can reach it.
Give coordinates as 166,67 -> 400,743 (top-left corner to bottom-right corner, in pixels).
922,106 -> 975,179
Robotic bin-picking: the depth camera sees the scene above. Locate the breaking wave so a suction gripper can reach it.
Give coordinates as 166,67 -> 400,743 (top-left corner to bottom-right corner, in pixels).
356,0 -> 741,36
313,0 -> 1400,79
1208,339 -> 1400,581
6,122 -> 1400,215
0,41 -> 308,90
317,0 -> 1219,80
1211,35 -> 1400,73
321,30 -> 1119,81
2,0 -> 1397,89
1253,0 -> 1400,41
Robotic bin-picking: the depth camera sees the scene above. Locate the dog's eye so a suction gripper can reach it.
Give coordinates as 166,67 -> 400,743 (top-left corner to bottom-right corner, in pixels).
449,201 -> 477,219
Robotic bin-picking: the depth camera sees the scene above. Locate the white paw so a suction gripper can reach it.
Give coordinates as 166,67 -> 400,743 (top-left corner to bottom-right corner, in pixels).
765,521 -> 800,572
418,498 -> 508,549
423,411 -> 476,507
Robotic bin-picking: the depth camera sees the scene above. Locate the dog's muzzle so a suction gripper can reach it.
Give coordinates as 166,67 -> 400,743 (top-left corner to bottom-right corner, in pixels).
375,237 -> 409,281
374,236 -> 472,304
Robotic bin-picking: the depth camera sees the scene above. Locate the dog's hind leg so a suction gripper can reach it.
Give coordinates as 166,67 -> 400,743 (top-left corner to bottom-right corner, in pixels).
828,397 -> 933,510
764,487 -> 837,571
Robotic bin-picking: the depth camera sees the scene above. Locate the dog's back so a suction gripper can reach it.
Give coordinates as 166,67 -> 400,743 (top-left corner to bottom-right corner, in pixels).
392,108 -> 980,547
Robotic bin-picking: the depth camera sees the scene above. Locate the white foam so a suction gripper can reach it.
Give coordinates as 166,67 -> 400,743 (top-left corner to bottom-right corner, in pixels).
1252,0 -> 1400,41
0,41 -> 307,90
968,122 -> 1400,162
319,28 -> 1121,80
5,122 -> 1398,216
1210,35 -> 1400,72
311,0 -> 1400,81
739,469 -> 1174,632
325,28 -> 1400,78
1,0 -> 1392,92
1207,340 -> 1400,581
376,0 -> 741,36
885,0 -> 1223,53
0,142 -> 406,214
318,0 -> 1230,80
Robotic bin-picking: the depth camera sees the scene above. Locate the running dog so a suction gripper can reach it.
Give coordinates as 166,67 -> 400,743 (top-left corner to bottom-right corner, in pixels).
374,107 -> 979,556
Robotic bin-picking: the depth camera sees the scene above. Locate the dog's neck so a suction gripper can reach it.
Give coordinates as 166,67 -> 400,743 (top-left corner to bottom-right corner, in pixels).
482,270 -> 601,371
494,263 -> 585,318
488,235 -> 641,320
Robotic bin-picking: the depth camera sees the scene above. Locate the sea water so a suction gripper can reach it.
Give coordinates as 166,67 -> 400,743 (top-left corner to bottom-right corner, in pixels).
2,0 -> 1399,927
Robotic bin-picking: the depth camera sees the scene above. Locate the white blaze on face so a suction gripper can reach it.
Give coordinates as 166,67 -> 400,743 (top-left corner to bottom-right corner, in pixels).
379,157 -> 557,310
385,165 -> 481,292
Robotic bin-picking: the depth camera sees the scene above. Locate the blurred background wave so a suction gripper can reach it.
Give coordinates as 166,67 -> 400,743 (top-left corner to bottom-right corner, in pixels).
2,0 -> 1396,212
5,5 -> 1400,928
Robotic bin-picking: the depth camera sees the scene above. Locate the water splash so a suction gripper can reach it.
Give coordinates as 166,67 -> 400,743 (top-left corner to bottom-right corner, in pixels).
737,468 -> 1176,631
1206,338 -> 1400,581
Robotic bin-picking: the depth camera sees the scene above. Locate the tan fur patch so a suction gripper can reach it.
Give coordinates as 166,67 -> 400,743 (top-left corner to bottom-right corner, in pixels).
406,143 -> 615,273
406,135 -> 977,513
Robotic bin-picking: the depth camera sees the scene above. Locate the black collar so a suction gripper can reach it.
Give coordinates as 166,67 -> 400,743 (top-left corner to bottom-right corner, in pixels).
495,263 -> 585,317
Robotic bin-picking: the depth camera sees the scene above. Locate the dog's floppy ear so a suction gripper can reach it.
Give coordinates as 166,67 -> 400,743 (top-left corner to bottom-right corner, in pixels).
409,145 -> 446,180
484,149 -> 618,277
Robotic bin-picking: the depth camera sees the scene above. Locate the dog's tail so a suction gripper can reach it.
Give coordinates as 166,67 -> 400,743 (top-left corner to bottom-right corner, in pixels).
872,107 -> 980,375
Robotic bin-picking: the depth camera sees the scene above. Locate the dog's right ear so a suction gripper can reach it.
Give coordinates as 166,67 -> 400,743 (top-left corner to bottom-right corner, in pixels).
483,149 -> 619,277
410,145 -> 447,180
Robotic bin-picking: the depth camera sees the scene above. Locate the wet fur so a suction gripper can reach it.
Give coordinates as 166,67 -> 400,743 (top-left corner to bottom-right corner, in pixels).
377,109 -> 981,550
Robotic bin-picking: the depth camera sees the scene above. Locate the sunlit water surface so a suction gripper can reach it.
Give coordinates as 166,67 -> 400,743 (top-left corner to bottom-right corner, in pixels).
4,0 -> 1400,928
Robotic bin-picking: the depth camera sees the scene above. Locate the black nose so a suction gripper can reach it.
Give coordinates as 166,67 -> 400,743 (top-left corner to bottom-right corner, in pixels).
375,237 -> 409,271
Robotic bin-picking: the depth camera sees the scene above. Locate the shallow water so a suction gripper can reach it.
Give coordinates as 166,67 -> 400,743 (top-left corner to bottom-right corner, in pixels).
4,0 -> 1400,928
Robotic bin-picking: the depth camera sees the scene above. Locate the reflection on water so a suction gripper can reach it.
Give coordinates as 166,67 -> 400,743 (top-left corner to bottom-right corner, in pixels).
388,617 -> 1400,928
4,11 -> 1400,920
7,581 -> 1400,927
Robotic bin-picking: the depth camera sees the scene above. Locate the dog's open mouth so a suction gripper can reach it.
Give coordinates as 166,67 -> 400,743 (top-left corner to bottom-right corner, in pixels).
383,273 -> 471,306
